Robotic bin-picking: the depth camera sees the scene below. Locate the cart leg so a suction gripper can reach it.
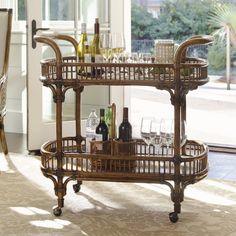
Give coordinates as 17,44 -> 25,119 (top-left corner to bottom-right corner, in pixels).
53,205 -> 62,216
169,181 -> 184,223
53,176 -> 65,216
73,180 -> 82,193
169,212 -> 179,223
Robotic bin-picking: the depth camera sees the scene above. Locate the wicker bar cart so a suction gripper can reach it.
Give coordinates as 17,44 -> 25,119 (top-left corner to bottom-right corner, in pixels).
34,34 -> 213,223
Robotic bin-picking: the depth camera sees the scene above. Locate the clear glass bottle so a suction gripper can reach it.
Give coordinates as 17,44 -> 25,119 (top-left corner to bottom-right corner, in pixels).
85,109 -> 99,152
86,109 -> 99,137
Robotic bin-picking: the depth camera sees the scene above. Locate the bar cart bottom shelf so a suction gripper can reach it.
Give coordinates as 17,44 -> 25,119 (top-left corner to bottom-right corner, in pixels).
40,137 -> 208,222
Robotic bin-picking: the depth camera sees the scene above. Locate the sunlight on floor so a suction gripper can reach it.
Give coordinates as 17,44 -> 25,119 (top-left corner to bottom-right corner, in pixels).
10,207 -> 50,216
204,179 -> 236,193
135,183 -> 170,197
136,182 -> 236,206
213,208 -> 230,214
10,206 -> 76,231
185,187 -> 236,206
0,154 -> 15,173
30,219 -> 71,229
5,153 -> 236,218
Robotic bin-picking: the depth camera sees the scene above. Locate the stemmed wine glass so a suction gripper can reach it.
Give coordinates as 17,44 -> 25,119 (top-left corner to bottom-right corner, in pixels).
100,32 -> 113,62
139,52 -> 152,76
140,116 -> 155,155
150,118 -> 162,154
181,120 -> 187,144
112,33 -> 125,62
139,52 -> 152,63
160,118 -> 174,155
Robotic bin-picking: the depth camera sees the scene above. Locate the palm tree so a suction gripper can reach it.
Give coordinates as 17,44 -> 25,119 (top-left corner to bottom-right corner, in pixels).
209,3 -> 236,89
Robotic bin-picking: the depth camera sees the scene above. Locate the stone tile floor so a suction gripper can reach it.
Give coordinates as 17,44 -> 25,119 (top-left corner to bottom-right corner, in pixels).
208,151 -> 236,181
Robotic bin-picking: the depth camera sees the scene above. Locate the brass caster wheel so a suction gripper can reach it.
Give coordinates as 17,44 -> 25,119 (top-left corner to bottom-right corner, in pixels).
169,212 -> 178,223
53,207 -> 62,216
73,183 -> 81,193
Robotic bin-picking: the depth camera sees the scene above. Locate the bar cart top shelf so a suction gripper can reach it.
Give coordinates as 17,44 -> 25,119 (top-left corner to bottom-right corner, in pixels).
37,34 -> 213,91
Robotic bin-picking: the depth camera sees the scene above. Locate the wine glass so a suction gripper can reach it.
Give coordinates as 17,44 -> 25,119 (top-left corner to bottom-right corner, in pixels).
150,118 -> 162,154
112,33 -> 125,62
131,52 -> 139,63
100,33 -> 113,62
181,119 -> 187,144
160,118 -> 174,155
140,116 -> 155,155
139,52 -> 152,63
139,52 -> 152,76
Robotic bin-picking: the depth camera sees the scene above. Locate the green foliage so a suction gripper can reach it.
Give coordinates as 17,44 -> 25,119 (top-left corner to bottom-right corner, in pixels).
209,3 -> 236,31
208,40 -> 226,71
207,2 -> 236,71
132,0 -> 221,42
208,3 -> 236,48
155,0 -> 221,42
131,0 -> 232,71
131,1 -> 159,39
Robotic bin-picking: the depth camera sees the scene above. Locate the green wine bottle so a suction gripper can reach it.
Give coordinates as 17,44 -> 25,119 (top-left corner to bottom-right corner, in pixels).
96,109 -> 108,141
77,23 -> 88,63
91,18 -> 103,77
91,18 -> 102,63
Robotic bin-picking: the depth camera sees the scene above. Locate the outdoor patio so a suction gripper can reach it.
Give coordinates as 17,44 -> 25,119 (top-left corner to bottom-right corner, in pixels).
129,75 -> 236,147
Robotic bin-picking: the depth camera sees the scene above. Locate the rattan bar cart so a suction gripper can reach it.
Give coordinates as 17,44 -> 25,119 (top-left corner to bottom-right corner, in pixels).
34,34 -> 213,223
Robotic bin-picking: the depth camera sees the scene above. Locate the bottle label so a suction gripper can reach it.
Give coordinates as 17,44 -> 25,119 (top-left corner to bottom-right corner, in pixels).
95,134 -> 103,151
91,54 -> 104,77
86,136 -> 93,153
95,54 -> 103,63
84,54 -> 91,63
84,54 -> 91,73
86,130 -> 95,153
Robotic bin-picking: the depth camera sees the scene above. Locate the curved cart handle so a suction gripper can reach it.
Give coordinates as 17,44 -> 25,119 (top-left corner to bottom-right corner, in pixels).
43,33 -> 78,56
34,34 -> 79,80
34,33 -> 78,59
53,34 -> 78,55
174,35 -> 214,64
34,35 -> 63,65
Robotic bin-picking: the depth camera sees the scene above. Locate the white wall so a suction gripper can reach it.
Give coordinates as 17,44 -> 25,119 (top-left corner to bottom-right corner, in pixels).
5,31 -> 27,133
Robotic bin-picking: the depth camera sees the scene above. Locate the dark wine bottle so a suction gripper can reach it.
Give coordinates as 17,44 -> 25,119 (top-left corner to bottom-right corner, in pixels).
119,107 -> 132,142
96,108 -> 108,141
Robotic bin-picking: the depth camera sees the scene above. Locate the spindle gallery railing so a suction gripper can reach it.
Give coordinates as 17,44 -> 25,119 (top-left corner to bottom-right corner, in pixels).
34,34 -> 213,223
41,138 -> 207,178
41,56 -> 208,90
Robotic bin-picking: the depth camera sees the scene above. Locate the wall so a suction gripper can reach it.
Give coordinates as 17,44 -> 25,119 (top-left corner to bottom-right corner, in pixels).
6,31 -> 27,134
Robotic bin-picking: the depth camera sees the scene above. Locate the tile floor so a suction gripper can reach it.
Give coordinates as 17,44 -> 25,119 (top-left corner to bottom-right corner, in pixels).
208,151 -> 236,181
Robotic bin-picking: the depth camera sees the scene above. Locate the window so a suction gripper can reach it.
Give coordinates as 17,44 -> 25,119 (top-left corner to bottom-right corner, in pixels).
129,0 -> 236,148
18,0 -> 26,20
39,0 -> 110,122
1,0 -> 109,31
